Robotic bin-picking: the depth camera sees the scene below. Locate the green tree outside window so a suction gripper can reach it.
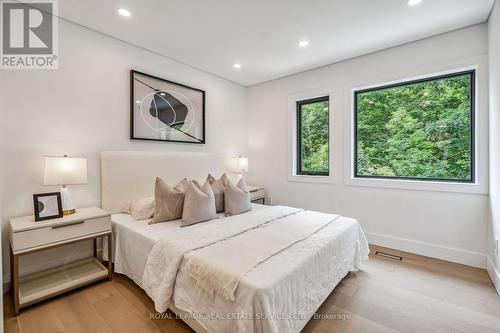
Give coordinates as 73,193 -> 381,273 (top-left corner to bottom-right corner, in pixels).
355,71 -> 474,182
297,97 -> 329,175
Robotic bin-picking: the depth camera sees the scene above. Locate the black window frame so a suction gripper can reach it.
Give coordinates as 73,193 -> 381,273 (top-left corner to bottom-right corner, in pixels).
353,69 -> 476,183
296,96 -> 330,176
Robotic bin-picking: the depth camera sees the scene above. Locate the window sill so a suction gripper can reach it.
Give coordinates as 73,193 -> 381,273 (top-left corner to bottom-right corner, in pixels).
345,176 -> 487,195
288,174 -> 336,185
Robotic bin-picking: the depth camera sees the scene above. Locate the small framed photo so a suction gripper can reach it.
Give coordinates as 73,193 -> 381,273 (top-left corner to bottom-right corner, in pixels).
33,192 -> 63,221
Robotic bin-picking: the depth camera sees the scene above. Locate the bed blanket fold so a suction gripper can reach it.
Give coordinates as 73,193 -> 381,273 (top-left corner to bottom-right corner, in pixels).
184,210 -> 339,301
142,205 -> 302,312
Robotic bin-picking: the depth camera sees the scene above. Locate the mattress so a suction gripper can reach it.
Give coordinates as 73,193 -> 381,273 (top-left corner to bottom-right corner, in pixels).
111,204 -> 369,333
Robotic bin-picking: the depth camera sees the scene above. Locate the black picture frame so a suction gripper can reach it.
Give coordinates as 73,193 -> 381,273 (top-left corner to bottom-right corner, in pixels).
353,69 -> 475,183
33,192 -> 63,221
130,70 -> 206,144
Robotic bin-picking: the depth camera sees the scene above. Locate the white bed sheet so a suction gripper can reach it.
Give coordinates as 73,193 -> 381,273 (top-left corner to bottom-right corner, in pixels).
111,209 -> 229,286
111,204 -> 368,333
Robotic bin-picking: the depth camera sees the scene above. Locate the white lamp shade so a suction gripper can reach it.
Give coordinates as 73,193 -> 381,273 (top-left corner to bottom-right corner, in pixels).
228,156 -> 249,173
44,156 -> 88,185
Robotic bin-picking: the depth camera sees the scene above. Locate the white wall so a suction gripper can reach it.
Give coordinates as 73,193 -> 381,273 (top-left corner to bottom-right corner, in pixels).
488,0 -> 500,294
247,24 -> 489,268
0,19 -> 248,284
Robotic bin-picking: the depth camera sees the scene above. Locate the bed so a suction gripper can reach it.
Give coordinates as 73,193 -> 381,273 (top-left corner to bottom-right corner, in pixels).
101,151 -> 369,333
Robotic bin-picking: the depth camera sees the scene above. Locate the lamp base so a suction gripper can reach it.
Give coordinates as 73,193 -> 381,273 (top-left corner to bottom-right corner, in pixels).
63,209 -> 76,216
60,186 -> 77,215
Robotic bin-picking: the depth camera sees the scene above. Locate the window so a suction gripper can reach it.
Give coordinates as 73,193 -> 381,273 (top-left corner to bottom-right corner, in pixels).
296,96 -> 329,176
354,70 -> 475,183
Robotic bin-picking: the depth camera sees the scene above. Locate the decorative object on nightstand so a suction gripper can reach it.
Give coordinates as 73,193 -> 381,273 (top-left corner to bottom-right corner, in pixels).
248,185 -> 266,204
9,206 -> 112,314
33,192 -> 63,221
44,155 -> 87,215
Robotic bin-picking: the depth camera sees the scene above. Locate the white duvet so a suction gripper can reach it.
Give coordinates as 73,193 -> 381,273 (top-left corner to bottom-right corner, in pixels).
142,206 -> 302,312
184,210 -> 340,302
112,204 -> 369,333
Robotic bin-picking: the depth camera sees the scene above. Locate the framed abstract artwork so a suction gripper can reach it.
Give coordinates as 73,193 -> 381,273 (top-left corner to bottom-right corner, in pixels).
130,70 -> 205,144
33,192 -> 63,221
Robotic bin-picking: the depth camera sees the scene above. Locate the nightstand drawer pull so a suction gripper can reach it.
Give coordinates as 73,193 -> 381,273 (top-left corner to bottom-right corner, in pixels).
52,221 -> 85,229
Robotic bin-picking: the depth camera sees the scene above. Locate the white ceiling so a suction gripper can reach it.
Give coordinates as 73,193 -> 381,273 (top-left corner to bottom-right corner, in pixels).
56,0 -> 495,86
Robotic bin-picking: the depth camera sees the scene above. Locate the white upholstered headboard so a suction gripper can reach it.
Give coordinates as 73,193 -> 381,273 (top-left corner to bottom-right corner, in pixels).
101,151 -> 226,213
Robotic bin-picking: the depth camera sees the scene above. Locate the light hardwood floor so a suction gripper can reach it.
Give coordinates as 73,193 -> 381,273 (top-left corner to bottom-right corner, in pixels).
4,245 -> 500,333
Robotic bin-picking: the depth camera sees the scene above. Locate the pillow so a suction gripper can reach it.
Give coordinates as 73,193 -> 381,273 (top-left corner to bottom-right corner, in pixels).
181,180 -> 218,227
224,178 -> 252,216
207,173 -> 228,213
129,197 -> 154,220
150,177 -> 188,224
174,177 -> 189,192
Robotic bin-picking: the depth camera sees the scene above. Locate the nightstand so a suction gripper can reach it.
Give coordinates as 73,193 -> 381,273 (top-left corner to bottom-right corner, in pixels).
248,185 -> 266,204
9,206 -> 112,314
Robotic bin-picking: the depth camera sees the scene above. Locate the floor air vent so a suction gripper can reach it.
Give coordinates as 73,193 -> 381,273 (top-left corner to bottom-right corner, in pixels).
375,251 -> 402,261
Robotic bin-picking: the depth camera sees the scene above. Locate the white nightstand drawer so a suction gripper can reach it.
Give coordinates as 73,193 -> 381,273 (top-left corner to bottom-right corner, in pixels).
12,216 -> 111,252
250,188 -> 265,200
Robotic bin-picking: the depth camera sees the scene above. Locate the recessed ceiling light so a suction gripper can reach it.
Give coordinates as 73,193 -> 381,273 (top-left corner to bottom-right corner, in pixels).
135,100 -> 141,104
159,92 -> 166,96
118,8 -> 131,17
298,40 -> 309,48
407,0 -> 422,6
233,63 -> 242,69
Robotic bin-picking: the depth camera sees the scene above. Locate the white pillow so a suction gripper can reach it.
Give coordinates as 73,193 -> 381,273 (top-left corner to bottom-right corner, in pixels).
129,197 -> 154,220
181,180 -> 218,227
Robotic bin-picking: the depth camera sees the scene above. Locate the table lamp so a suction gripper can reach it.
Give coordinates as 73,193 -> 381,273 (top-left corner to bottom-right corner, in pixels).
43,155 -> 88,215
228,156 -> 249,178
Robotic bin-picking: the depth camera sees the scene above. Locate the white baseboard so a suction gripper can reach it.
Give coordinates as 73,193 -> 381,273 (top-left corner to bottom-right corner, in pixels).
486,256 -> 500,296
365,231 -> 486,269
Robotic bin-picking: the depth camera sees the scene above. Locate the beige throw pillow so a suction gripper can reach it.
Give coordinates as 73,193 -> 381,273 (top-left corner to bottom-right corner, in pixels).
174,178 -> 189,192
224,178 -> 252,216
150,177 -> 188,224
207,173 -> 228,213
181,180 -> 218,227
